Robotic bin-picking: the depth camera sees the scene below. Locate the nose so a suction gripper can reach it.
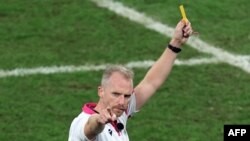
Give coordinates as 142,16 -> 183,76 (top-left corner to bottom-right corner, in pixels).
117,95 -> 125,105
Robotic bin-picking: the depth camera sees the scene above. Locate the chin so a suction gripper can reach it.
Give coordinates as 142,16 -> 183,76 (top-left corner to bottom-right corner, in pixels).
114,110 -> 124,117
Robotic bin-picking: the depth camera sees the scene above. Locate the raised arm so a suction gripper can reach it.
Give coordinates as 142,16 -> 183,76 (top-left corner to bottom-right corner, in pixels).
134,20 -> 193,110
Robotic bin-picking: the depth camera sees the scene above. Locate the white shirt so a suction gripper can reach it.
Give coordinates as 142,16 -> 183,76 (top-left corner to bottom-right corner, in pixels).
68,94 -> 137,141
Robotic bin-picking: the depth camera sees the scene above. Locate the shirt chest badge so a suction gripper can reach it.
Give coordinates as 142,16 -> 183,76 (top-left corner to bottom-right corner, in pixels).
108,129 -> 112,136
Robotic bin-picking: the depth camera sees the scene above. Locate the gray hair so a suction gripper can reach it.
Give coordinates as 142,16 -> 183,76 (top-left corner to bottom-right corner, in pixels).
101,65 -> 134,87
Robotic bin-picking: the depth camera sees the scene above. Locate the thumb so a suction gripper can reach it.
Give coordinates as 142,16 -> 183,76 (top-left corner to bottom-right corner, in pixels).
177,19 -> 186,29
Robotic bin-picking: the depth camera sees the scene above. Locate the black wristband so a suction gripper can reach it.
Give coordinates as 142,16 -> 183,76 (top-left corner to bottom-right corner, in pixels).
167,44 -> 181,53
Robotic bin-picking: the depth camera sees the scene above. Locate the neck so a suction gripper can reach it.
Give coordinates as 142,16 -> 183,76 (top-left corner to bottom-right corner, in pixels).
93,101 -> 105,114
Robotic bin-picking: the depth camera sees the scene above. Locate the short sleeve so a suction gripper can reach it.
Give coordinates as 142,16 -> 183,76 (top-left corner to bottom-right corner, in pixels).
68,113 -> 93,141
126,93 -> 138,116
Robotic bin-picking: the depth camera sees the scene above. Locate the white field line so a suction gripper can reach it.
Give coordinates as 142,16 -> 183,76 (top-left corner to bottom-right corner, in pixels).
0,58 -> 220,78
90,0 -> 250,73
0,0 -> 249,78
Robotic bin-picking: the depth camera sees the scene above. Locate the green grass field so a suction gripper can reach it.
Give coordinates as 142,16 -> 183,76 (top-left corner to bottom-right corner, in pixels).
1,0 -> 250,141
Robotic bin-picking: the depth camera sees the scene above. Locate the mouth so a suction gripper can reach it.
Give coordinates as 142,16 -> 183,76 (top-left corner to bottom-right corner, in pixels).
113,108 -> 125,113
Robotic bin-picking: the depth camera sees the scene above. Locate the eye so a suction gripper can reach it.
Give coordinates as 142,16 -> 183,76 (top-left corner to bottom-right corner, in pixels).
124,94 -> 131,99
112,92 -> 121,97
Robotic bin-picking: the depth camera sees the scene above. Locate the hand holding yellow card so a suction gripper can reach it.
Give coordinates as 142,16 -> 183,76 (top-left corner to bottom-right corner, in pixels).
179,4 -> 199,36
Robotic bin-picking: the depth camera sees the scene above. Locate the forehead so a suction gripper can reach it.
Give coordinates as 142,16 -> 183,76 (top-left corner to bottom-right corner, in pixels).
106,72 -> 133,92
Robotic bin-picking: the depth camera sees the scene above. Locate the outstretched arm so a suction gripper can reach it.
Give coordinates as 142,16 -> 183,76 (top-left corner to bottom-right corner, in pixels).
134,20 -> 193,110
84,107 -> 117,140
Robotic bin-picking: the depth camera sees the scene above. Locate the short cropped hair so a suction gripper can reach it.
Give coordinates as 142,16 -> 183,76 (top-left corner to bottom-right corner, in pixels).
101,65 -> 134,87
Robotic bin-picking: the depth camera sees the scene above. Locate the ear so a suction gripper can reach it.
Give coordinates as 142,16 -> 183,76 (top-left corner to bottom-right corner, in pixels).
98,86 -> 104,98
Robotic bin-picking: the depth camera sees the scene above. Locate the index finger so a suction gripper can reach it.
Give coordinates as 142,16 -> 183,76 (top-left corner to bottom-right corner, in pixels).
106,106 -> 116,121
106,106 -> 112,114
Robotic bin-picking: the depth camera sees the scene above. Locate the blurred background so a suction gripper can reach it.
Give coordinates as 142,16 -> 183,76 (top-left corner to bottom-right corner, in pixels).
0,0 -> 250,140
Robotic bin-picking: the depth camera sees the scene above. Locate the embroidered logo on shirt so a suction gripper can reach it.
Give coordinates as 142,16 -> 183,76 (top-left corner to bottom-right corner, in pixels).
108,129 -> 112,136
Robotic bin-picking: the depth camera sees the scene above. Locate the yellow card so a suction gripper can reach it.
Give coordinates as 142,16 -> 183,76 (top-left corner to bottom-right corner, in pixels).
179,5 -> 188,23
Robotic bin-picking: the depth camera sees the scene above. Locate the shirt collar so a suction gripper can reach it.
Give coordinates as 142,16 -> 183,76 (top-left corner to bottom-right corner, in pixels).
82,103 -> 97,115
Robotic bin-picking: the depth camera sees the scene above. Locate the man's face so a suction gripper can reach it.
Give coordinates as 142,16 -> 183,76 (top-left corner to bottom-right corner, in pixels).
100,72 -> 133,117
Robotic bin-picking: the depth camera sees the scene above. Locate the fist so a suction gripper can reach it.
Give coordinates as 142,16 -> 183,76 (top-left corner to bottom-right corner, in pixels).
97,107 -> 117,125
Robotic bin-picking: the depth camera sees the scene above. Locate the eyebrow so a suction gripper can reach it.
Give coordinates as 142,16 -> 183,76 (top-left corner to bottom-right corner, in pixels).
112,91 -> 131,96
